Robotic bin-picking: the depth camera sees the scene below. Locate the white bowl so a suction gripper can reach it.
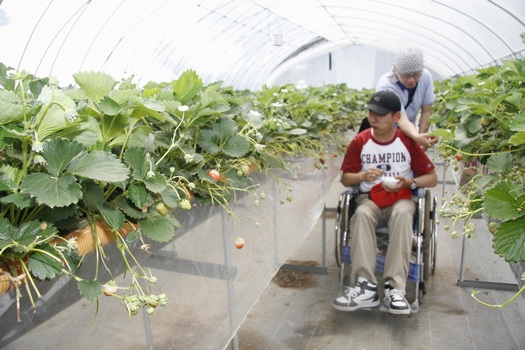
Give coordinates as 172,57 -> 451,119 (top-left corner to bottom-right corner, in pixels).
382,177 -> 399,188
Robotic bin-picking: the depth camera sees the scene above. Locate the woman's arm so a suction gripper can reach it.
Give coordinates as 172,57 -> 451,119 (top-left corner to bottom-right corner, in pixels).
418,104 -> 433,133
398,110 -> 436,147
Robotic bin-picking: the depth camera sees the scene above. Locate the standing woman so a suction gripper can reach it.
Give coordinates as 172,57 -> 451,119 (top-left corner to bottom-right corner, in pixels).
361,47 -> 436,148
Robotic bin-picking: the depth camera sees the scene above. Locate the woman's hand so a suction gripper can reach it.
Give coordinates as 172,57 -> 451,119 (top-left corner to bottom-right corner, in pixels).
415,133 -> 438,149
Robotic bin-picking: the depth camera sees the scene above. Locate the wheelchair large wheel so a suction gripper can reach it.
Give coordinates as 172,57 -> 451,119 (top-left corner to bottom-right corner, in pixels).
335,190 -> 356,291
334,192 -> 350,268
423,189 -> 437,280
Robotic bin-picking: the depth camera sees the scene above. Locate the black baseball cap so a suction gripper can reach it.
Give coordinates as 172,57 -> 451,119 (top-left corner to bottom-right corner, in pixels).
367,90 -> 401,116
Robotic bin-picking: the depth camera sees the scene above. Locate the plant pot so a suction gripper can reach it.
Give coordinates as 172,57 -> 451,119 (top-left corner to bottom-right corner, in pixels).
0,268 -> 13,295
0,259 -> 26,295
61,222 -> 137,256
0,222 -> 137,297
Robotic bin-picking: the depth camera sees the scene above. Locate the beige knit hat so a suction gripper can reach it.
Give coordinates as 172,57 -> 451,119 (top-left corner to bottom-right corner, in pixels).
394,47 -> 424,74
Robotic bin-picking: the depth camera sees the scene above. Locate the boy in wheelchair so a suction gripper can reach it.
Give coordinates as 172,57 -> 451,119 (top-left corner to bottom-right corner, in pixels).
332,90 -> 437,315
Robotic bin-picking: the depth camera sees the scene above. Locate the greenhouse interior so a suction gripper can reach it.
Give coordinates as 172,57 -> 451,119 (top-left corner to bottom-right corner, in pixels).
1,0 -> 525,349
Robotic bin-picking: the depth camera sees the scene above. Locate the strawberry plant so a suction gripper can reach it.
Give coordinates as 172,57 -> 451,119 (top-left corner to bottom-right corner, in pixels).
0,61 -> 368,322
0,67 -> 173,319
431,45 -> 525,304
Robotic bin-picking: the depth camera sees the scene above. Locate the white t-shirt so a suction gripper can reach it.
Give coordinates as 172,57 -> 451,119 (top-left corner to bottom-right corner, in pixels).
341,129 -> 435,193
375,69 -> 435,125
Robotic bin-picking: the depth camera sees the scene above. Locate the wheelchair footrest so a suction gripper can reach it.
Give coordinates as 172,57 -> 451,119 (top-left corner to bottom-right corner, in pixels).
376,255 -> 420,283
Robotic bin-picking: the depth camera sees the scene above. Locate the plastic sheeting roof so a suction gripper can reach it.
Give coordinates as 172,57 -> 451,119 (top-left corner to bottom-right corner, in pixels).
1,0 -> 525,90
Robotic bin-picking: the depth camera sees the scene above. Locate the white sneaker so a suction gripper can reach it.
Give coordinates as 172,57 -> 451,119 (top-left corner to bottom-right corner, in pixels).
383,283 -> 411,315
332,276 -> 379,312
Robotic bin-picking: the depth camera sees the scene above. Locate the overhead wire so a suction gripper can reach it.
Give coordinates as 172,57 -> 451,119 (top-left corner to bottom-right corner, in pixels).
17,0 -> 53,72
47,1 -> 91,79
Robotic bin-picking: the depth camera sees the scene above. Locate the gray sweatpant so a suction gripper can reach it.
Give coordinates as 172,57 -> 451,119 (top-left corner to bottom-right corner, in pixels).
349,194 -> 416,291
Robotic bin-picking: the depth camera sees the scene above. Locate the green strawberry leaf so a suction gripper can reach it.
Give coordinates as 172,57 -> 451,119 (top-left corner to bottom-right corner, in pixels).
1,192 -> 32,209
138,215 -> 176,242
98,203 -> 125,231
486,153 -> 512,173
454,124 -> 479,148
172,69 -> 203,105
73,71 -> 117,104
67,151 -> 128,183
429,129 -> 454,141
21,173 -> 82,208
508,131 -> 525,146
35,87 -> 77,140
78,279 -> 102,303
125,230 -> 141,243
81,180 -> 106,211
213,117 -> 236,139
222,135 -> 251,157
42,138 -> 85,177
0,218 -> 13,249
0,174 -> 17,191
492,216 -> 525,262
10,220 -> 54,251
99,113 -> 128,142
40,203 -> 78,223
509,111 -> 525,131
465,115 -> 483,134
0,92 -> 23,125
160,188 -> 182,208
124,147 -> 148,180
197,129 -> 221,154
474,174 -> 498,189
115,197 -> 149,220
130,100 -> 166,121
99,96 -> 123,116
504,92 -> 524,110
127,182 -> 148,208
143,173 -> 168,193
483,181 -> 525,221
28,244 -> 63,279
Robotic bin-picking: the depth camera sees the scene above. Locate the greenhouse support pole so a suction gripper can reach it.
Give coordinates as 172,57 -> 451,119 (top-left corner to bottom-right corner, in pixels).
272,179 -> 280,266
320,170 -> 328,271
222,209 -> 240,350
457,232 -> 518,291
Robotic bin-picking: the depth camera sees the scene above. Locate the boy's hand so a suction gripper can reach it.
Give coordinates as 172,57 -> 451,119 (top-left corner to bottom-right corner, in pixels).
383,176 -> 408,192
361,168 -> 384,182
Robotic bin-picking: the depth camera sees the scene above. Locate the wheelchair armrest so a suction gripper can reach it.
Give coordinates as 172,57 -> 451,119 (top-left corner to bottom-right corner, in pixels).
416,187 -> 426,198
344,186 -> 360,198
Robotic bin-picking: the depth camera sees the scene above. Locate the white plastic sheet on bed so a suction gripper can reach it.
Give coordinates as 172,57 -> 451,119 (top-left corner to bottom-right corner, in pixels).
1,156 -> 340,349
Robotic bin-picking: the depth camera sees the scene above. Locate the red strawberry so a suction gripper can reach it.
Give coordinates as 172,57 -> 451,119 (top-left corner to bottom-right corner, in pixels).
235,237 -> 245,249
208,169 -> 220,182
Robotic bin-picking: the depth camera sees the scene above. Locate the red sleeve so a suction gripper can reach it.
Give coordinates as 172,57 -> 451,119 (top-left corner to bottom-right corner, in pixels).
340,130 -> 370,173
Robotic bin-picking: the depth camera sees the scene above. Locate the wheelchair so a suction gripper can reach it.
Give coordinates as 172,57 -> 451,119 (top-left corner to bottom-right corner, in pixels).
334,186 -> 437,313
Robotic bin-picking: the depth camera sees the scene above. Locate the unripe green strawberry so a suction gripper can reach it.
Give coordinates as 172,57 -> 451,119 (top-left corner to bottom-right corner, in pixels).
155,203 -> 169,216
180,199 -> 192,210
